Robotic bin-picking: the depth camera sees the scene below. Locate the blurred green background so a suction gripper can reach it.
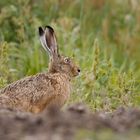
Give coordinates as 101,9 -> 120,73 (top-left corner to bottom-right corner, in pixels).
0,0 -> 140,111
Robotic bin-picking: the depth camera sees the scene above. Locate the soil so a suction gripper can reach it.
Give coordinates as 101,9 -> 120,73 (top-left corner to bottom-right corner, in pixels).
0,103 -> 140,140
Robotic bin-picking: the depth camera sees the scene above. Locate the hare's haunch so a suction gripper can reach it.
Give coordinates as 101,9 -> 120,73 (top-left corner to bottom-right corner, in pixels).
0,26 -> 80,113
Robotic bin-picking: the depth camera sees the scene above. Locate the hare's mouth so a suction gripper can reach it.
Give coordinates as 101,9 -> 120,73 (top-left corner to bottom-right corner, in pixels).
73,70 -> 80,77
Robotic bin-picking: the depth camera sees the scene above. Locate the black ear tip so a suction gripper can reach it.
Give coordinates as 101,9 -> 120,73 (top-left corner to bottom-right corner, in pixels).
45,25 -> 54,33
38,27 -> 44,36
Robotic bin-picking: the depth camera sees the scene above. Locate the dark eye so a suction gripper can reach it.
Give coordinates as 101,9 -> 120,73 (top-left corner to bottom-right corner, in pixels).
64,57 -> 70,64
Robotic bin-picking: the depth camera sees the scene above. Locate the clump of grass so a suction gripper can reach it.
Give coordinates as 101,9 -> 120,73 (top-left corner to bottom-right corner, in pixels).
0,42 -> 9,88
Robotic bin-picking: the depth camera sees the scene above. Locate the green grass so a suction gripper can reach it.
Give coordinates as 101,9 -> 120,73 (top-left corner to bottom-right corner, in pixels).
0,0 -> 140,111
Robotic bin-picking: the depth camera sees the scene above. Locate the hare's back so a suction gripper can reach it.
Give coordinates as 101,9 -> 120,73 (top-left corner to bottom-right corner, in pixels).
0,73 -> 59,99
0,72 -> 71,112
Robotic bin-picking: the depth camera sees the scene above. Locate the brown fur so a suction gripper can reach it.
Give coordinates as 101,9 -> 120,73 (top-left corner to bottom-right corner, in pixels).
0,26 -> 80,113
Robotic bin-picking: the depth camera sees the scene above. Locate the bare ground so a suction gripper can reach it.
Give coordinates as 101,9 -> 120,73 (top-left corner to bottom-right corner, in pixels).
0,103 -> 140,140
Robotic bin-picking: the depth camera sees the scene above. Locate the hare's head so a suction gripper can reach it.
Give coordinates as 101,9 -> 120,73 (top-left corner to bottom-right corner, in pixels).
39,26 -> 80,78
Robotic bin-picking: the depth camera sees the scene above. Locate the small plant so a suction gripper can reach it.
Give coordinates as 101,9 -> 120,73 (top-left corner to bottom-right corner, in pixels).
72,39 -> 138,111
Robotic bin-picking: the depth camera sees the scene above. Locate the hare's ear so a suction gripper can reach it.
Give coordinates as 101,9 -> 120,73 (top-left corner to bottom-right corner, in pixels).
38,26 -> 58,59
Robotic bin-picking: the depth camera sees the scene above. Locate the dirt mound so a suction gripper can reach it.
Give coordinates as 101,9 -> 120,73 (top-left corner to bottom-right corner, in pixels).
0,103 -> 140,140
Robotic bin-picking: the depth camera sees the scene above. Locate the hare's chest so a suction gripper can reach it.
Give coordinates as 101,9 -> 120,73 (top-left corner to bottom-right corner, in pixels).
57,76 -> 71,97
54,78 -> 71,105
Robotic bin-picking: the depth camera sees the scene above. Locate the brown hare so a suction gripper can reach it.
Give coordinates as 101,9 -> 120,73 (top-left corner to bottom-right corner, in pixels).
0,26 -> 80,113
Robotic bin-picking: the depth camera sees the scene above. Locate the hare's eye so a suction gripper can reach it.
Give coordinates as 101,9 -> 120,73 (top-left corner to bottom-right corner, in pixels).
64,57 -> 70,64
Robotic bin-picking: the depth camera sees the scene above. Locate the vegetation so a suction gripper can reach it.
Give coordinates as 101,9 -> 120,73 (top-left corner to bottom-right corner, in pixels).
0,0 -> 140,111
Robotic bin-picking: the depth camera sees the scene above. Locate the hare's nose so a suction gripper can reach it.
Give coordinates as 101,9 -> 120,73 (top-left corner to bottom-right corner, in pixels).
77,69 -> 80,73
